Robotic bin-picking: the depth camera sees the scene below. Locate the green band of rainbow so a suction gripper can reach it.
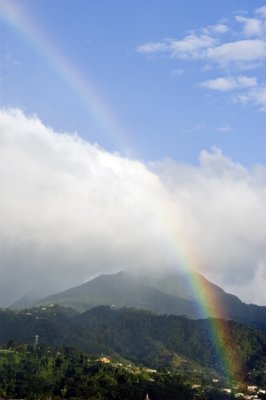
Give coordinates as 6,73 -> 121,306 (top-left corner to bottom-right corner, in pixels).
1,0 -> 240,383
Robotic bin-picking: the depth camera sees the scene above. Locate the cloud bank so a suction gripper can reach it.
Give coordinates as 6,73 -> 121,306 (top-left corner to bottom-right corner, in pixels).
1,109 -> 266,306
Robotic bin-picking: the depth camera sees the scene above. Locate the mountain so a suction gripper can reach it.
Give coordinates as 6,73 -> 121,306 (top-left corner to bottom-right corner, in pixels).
33,271 -> 204,318
1,305 -> 266,382
9,291 -> 44,309
10,270 -> 266,331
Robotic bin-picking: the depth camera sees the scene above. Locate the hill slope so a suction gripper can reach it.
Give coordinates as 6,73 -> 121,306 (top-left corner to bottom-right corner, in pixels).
33,271 -> 203,318
12,270 -> 266,331
2,305 -> 266,382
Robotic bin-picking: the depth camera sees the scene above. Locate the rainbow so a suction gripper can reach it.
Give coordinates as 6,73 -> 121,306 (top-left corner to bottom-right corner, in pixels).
190,273 -> 238,382
155,200 -> 240,382
0,0 -> 133,154
0,0 -> 239,383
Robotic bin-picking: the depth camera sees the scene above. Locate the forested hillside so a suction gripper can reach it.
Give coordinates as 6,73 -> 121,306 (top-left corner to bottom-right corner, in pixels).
0,344 -> 195,400
1,305 -> 266,383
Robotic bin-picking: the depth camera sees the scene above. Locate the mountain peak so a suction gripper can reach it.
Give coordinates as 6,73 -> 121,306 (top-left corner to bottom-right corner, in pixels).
9,269 -> 266,331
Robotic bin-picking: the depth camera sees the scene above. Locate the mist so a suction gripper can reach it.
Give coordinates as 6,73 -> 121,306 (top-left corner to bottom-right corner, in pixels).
1,109 -> 266,306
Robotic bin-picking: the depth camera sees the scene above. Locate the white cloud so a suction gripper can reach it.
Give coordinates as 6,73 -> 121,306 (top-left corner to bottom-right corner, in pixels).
168,35 -> 216,58
206,39 -> 266,67
256,5 -> 266,17
235,15 -> 266,37
0,109 -> 178,305
235,85 -> 266,111
155,148 -> 266,304
137,5 -> 266,80
213,24 -> 230,34
200,75 -> 257,91
251,86 -> 266,110
202,23 -> 230,35
138,36 -> 266,71
137,35 -> 217,59
1,109 -> 266,306
137,41 -> 168,55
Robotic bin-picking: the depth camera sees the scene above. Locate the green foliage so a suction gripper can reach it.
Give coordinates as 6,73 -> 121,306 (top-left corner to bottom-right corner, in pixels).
1,305 -> 266,383
0,344 -> 194,400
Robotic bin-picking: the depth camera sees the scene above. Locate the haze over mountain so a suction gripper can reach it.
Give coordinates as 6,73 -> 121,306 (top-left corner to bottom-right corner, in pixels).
1,110 -> 266,308
1,0 -> 266,320
11,270 -> 266,331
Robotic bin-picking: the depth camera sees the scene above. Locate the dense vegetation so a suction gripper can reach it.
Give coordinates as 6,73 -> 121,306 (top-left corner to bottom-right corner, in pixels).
1,305 -> 266,383
0,344 -> 195,400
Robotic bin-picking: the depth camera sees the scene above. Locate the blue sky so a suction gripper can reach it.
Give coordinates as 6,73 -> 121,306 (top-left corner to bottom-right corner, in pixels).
1,0 -> 265,164
1,0 -> 266,306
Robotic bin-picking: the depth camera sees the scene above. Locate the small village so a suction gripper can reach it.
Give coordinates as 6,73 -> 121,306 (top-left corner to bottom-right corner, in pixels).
2,304 -> 266,400
94,356 -> 266,400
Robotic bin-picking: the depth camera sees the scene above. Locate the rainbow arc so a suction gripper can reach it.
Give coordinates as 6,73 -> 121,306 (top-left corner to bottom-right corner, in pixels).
0,0 -> 240,382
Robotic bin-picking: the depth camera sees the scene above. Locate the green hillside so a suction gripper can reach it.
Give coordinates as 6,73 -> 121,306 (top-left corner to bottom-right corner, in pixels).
2,305 -> 266,383
0,344 -> 195,400
12,270 -> 266,331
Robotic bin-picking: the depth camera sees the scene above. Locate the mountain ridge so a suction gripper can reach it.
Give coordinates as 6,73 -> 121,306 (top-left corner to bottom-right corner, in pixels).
10,269 -> 266,331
